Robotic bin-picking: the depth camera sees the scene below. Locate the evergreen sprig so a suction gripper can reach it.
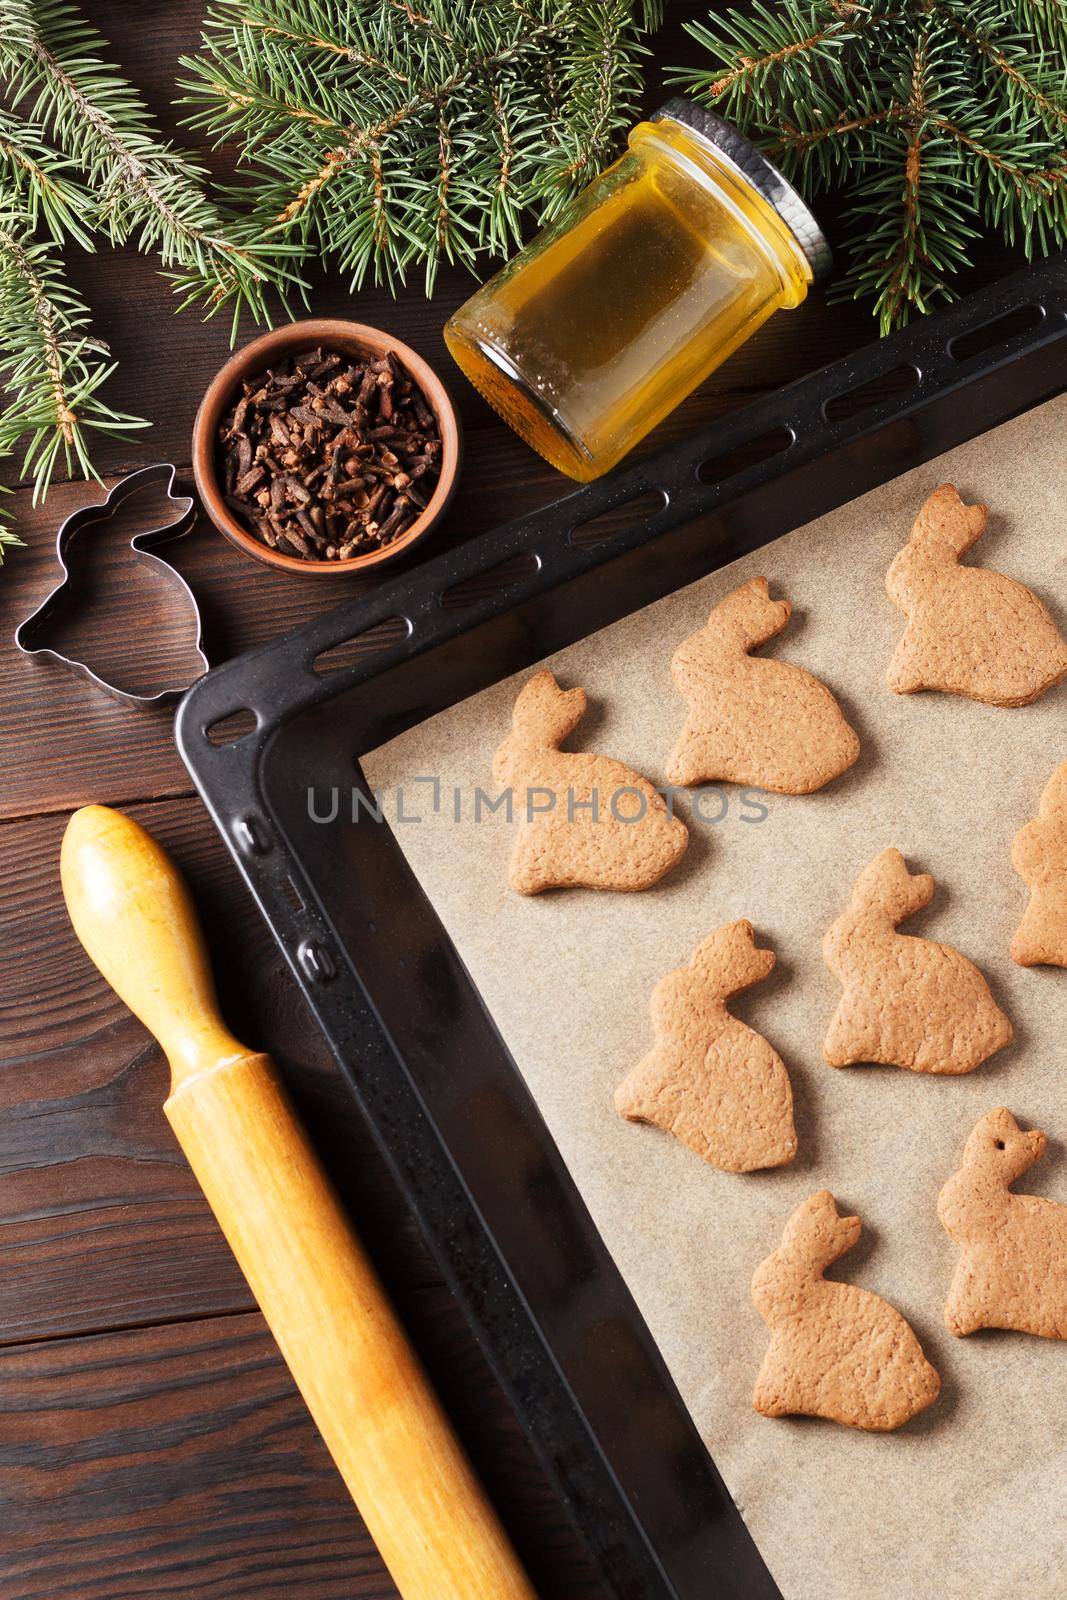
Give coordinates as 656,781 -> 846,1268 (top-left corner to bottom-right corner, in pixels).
534,1 -> 663,216
0,107 -> 93,245
0,207 -> 145,504
1,0 -> 301,323
181,0 -> 661,294
0,0 -> 308,564
672,1 -> 1067,331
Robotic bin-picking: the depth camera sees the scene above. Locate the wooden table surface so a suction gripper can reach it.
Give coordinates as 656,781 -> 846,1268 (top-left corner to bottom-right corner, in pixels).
0,6 -> 1021,1597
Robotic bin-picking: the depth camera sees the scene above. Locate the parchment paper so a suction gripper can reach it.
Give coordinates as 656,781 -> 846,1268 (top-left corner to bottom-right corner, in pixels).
363,396 -> 1067,1600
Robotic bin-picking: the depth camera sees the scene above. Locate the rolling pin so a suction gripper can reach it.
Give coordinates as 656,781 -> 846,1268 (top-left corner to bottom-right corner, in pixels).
61,804 -> 537,1600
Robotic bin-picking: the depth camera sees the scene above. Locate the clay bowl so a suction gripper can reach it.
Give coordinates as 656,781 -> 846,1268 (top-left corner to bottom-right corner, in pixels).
192,319 -> 461,575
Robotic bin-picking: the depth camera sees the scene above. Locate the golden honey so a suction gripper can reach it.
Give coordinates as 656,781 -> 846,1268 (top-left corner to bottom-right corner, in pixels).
445,101 -> 827,482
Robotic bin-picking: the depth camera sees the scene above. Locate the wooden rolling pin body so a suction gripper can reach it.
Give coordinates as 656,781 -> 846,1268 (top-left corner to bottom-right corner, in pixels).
61,805 -> 536,1600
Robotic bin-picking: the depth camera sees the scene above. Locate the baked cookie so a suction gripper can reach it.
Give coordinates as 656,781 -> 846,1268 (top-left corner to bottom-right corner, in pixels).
665,576 -> 860,793
492,670 -> 688,894
823,848 -> 1012,1074
1010,759 -> 1067,968
752,1190 -> 941,1431
938,1108 -> 1067,1340
615,920 -> 796,1173
886,484 -> 1067,707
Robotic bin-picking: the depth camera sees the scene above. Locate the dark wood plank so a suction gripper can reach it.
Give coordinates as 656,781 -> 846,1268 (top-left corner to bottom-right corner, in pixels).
0,1306 -> 602,1600
0,1313 -> 377,1600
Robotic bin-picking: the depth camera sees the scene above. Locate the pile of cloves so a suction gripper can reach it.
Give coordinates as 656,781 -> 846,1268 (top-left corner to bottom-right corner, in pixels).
217,346 -> 443,561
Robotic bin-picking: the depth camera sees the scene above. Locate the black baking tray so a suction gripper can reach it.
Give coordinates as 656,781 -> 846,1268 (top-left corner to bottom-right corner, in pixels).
177,255 -> 1067,1600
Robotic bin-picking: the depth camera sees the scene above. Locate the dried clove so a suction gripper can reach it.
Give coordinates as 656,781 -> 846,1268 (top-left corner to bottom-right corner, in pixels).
217,345 -> 443,562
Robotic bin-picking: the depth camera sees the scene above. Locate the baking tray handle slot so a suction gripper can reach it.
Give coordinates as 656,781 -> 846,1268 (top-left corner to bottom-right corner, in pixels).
697,424 -> 796,486
205,706 -> 259,746
823,364 -> 921,423
948,302 -> 1048,364
570,488 -> 671,550
441,551 -> 544,611
311,615 -> 414,675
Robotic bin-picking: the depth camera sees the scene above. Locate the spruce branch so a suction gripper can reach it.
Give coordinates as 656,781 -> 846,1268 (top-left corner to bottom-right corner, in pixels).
673,0 -> 1067,330
534,1 -> 654,214
0,0 -> 36,56
0,106 -> 93,245
0,510 -> 24,559
0,208 -> 146,502
671,2 -> 871,124
951,5 -> 1067,131
181,0 -> 661,294
0,0 -> 301,325
0,442 -> 25,558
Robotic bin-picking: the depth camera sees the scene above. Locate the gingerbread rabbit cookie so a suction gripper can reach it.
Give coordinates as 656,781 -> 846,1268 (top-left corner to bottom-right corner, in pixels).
615,921 -> 796,1173
938,1109 -> 1067,1340
886,484 -> 1067,706
665,577 -> 860,793
1010,759 -> 1067,968
492,670 -> 688,894
823,848 -> 1012,1074
752,1190 -> 941,1431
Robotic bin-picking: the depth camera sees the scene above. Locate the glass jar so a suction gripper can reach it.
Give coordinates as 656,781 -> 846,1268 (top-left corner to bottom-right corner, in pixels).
445,100 -> 829,482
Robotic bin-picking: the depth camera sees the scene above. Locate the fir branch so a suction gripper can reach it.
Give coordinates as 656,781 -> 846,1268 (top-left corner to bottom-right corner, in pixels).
0,0 -> 36,56
0,106 -> 94,245
867,31 -> 949,329
1011,0 -> 1067,54
181,0 -> 661,292
236,10 -> 411,82
534,1 -> 652,213
0,208 -> 145,501
948,5 -> 1067,130
672,2 -> 872,124
0,508 -> 24,566
0,458 -> 26,560
674,0 -> 1067,329
0,0 -> 300,325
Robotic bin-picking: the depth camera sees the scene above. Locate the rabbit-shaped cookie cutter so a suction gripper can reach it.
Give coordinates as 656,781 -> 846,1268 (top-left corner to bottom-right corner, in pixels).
15,463 -> 206,708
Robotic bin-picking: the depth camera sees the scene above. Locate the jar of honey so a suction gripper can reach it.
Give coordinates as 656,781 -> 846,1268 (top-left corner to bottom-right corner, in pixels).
444,100 -> 829,482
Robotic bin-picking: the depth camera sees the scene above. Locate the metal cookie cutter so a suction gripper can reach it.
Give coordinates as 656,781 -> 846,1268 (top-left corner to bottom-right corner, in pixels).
15,463 -> 208,707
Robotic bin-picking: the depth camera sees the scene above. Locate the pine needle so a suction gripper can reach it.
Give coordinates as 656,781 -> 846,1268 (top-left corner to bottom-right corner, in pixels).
0,207 -> 147,502
1,0 -> 303,323
0,106 -> 94,246
0,474 -> 26,560
672,0 -> 1067,330
180,0 -> 661,294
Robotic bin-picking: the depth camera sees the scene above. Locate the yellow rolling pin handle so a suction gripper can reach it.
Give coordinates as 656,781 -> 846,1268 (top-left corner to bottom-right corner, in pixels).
61,805 -> 537,1600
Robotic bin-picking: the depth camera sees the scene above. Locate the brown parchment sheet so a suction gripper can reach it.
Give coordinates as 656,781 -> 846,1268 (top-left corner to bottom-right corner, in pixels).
363,395 -> 1067,1600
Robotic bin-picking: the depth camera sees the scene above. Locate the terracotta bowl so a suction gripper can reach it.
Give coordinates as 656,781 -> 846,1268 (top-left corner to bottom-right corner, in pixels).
192,319 -> 462,575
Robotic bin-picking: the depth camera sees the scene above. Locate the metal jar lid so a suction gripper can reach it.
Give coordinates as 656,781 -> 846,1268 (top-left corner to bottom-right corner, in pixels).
652,97 -> 832,282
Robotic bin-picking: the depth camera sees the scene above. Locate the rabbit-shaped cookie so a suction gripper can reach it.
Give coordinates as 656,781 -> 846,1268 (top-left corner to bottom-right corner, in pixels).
666,577 -> 859,793
615,920 -> 796,1172
493,670 -> 688,894
1011,759 -> 1067,968
886,484 -> 1067,706
938,1108 -> 1067,1339
752,1190 -> 941,1430
823,848 -> 1012,1074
